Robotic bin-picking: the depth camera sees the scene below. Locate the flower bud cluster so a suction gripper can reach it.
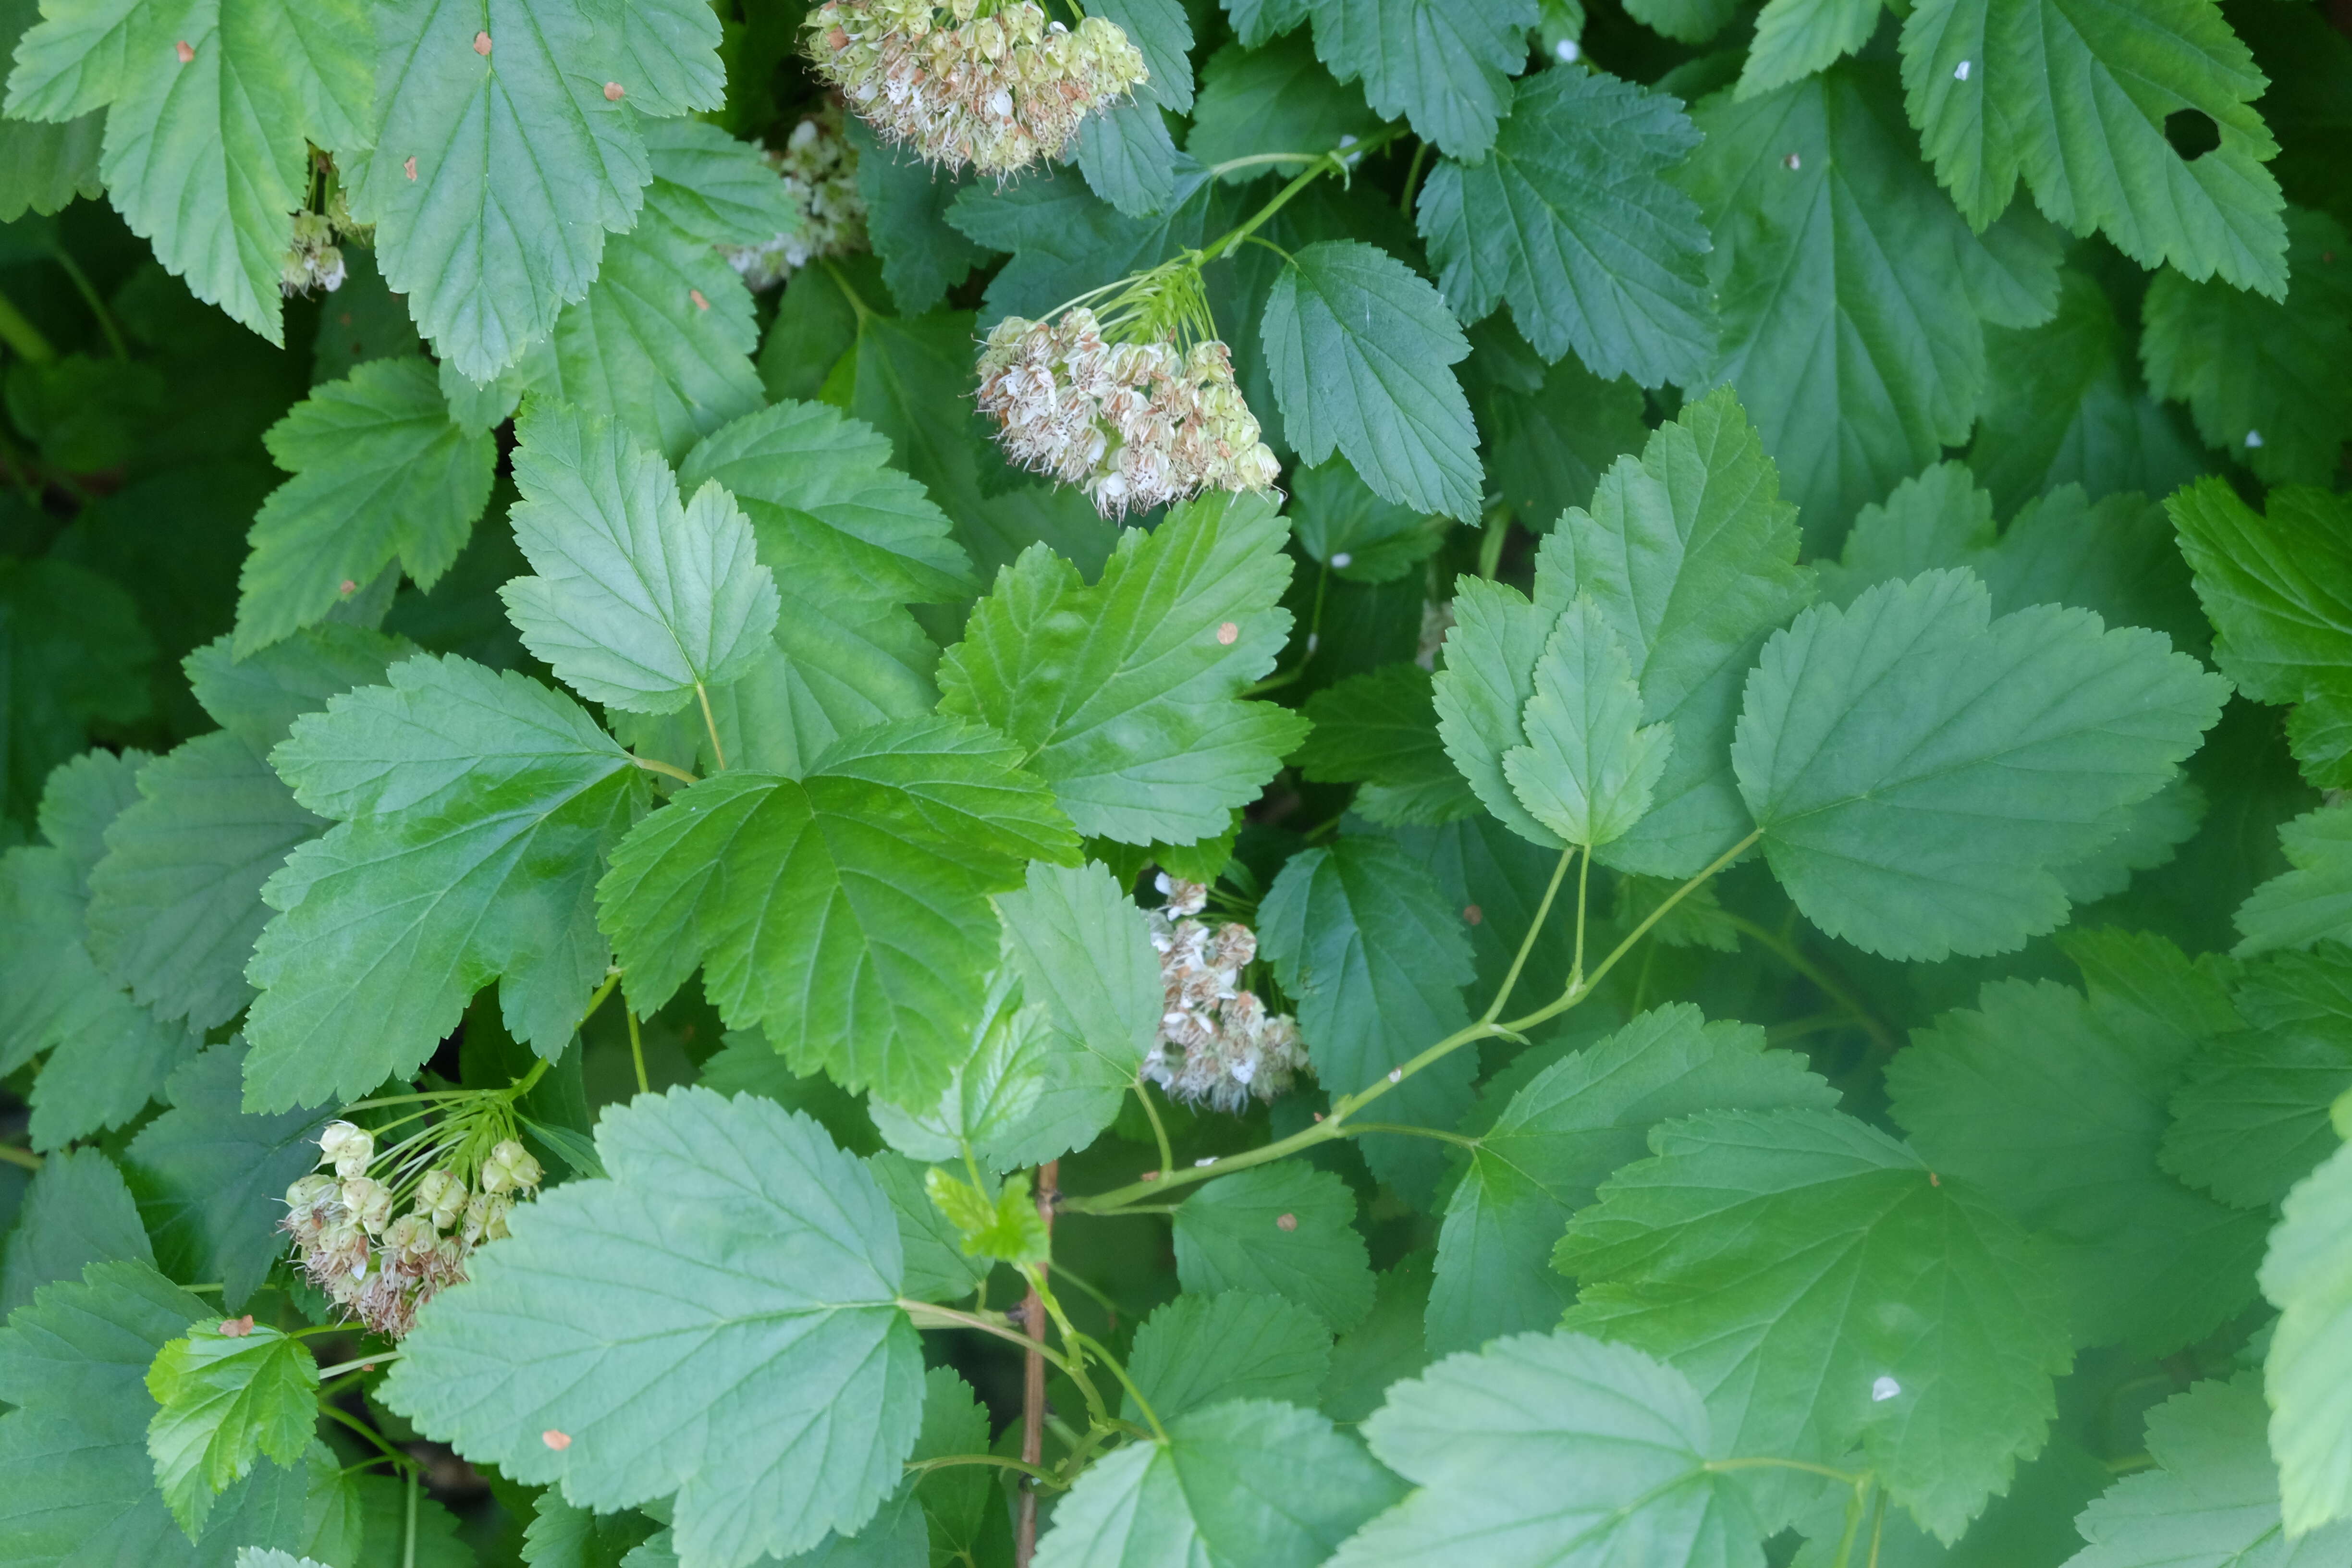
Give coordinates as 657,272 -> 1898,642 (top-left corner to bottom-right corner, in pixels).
279,186 -> 370,299
280,1121 -> 542,1338
804,0 -> 1146,177
977,309 -> 1280,517
1142,874 -> 1308,1113
722,111 -> 869,292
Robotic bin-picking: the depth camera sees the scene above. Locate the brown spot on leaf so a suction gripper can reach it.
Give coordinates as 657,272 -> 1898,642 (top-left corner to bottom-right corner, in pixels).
1275,1213 -> 1298,1232
1463,904 -> 1482,926
339,579 -> 357,596
218,1315 -> 254,1337
604,81 -> 625,101
404,156 -> 417,181
174,39 -> 194,63
1216,621 -> 1239,645
542,1430 -> 572,1450
689,288 -> 710,312
473,30 -> 492,54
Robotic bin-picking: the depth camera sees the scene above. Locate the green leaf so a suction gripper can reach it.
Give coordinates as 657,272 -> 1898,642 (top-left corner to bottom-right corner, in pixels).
937,490 -> 1306,846
678,399 -> 975,612
184,625 -> 419,753
2233,805 -> 2352,957
1451,389 -> 1814,876
1,556 -> 156,822
2063,1375 -> 2352,1565
1171,1163 -> 1377,1333
1625,0 -> 1737,45
1124,1291 -> 1335,1424
1321,1252 -> 1434,1423
2171,478 -> 2352,789
521,1490 -> 661,1568
146,1321 -> 319,1538
1262,239 -> 1483,521
382,1088 -> 923,1568
244,654 -> 649,1110
0,1146 -> 154,1319
353,1471 -> 471,1568
2164,944 -> 2352,1208
1186,35 -> 1381,184
596,719 -> 1078,1106
1257,834 -> 1478,1202
0,0 -> 101,220
1683,62 -> 2062,545
514,205 -> 765,465
0,843 -> 201,1149
1898,0 -> 2288,295
501,403 -> 781,713
843,116 -> 981,315
36,745 -> 149,889
871,860 -> 1158,1170
1429,1005 -> 1835,1358
578,0 -> 721,118
1286,458 -> 1447,585
2261,1129 -> 2352,1539
1502,597 -> 1674,849
1304,0 -> 1537,158
1477,344 -> 1651,535
1418,69 -> 1714,388
2142,207 -> 2352,487
234,358 -> 496,656
639,118 -> 797,247
1732,569 -> 2229,961
1740,0 -> 1884,98
1073,0 -> 1188,217
1226,0 -> 1311,48
921,1165 -> 1049,1265
346,0 -> 666,380
84,733 -> 326,1031
950,159 -> 1223,327
123,1041 -> 333,1310
1034,1398 -> 1401,1568
1966,269 -> 2206,519
865,1150 -> 990,1304
1297,665 -> 1480,829
1329,1330 -> 1764,1568
7,0 -> 371,342
0,1260 -> 331,1567
1558,1108 -> 2072,1539
1888,948 -> 2270,1354
840,308 -> 998,524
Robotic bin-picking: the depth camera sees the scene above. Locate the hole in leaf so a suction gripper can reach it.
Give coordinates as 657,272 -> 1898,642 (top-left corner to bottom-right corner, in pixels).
2164,110 -> 2221,161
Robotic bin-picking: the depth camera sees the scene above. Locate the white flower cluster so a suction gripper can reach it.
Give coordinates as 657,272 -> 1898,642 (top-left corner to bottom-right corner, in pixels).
805,0 -> 1146,177
722,112 -> 868,292
280,1120 -> 542,1338
977,309 -> 1281,517
1143,874 -> 1308,1113
280,212 -> 347,298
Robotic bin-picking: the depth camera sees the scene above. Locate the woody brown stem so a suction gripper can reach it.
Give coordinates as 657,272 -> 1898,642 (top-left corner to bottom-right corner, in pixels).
1015,1159 -> 1059,1567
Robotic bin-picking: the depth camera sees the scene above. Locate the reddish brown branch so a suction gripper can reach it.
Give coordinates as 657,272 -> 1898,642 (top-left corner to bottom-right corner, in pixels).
1014,1159 -> 1059,1567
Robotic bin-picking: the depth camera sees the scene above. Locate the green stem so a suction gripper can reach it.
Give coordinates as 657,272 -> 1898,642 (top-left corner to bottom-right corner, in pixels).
1023,1269 -> 1113,1430
51,250 -> 127,361
507,1057 -> 551,1100
1343,1122 -> 1480,1148
695,682 -> 728,771
318,1401 -> 414,1473
1197,127 -> 1405,265
905,1453 -> 1066,1490
1828,1478 -> 1868,1568
404,1462 -> 419,1568
577,971 -> 623,1033
1720,912 -> 1898,1057
1068,1330 -> 1165,1441
1398,140 -> 1432,214
1131,1079 -> 1176,1181
0,283 -> 56,365
1480,845 -> 1575,1025
1476,512 -> 1510,580
1865,1484 -> 1886,1568
632,754 -> 698,785
625,1010 -> 649,1096
1208,150 -> 1345,177
1570,843 -> 1592,989
0,1144 -> 43,1171
900,1299 -> 1077,1373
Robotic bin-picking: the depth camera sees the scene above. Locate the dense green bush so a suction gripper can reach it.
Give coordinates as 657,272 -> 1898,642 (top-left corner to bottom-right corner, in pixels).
2,0 -> 2350,1566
